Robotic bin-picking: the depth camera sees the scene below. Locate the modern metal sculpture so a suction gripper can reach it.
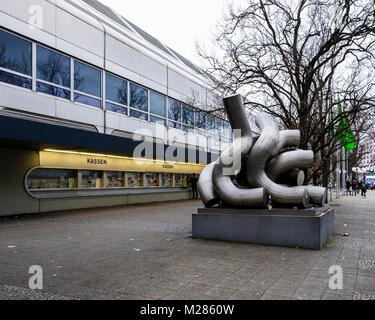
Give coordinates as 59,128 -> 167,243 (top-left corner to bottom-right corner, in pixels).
193,94 -> 334,250
198,94 -> 327,209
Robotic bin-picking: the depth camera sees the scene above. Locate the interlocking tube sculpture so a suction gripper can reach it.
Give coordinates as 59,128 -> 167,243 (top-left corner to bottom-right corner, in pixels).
198,94 -> 327,209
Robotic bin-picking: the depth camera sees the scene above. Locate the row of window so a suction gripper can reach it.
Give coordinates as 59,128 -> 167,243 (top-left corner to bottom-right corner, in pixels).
0,28 -> 232,139
26,168 -> 193,190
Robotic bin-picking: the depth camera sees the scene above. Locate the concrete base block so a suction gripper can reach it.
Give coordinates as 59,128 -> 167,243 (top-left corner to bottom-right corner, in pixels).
192,207 -> 334,250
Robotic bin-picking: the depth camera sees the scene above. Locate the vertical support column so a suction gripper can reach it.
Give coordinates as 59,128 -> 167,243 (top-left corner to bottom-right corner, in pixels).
158,173 -> 162,187
103,172 -> 108,188
172,174 -> 176,187
77,171 -> 83,189
142,173 -> 146,187
123,172 -> 128,188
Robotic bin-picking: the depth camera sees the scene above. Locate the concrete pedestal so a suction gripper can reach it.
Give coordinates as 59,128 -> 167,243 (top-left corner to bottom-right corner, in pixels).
192,207 -> 334,250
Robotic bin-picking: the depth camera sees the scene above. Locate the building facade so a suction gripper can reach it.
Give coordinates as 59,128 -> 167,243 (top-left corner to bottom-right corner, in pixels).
359,135 -> 375,171
0,0 -> 231,216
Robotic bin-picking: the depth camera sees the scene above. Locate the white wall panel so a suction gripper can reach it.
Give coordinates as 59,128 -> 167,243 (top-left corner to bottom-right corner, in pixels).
0,85 -> 56,117
168,69 -> 207,106
0,11 -> 56,48
106,35 -> 167,87
55,100 -> 104,132
56,7 -> 104,60
0,0 -> 56,35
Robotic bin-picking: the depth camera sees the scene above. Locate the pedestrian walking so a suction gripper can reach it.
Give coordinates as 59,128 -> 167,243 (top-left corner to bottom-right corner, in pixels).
352,180 -> 357,196
360,180 -> 367,198
346,180 -> 351,196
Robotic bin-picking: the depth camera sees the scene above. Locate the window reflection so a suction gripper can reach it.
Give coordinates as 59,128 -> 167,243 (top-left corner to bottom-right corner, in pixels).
168,98 -> 181,122
168,121 -> 181,130
0,29 -> 32,75
182,104 -> 195,127
74,60 -> 101,97
130,109 -> 148,121
74,93 -> 101,108
150,91 -> 165,117
195,111 -> 206,129
206,114 -> 217,132
130,83 -> 148,111
106,73 -> 127,105
37,82 -> 70,99
0,70 -> 31,89
106,102 -> 128,115
150,116 -> 165,125
37,46 -> 70,87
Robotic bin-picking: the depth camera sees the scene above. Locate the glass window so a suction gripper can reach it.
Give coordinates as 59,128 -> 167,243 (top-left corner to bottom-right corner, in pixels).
223,120 -> 232,138
74,93 -> 101,108
182,104 -> 195,127
150,116 -> 165,125
0,29 -> 32,75
145,173 -> 159,187
128,172 -> 143,187
106,171 -> 123,188
150,91 -> 165,117
106,73 -> 127,105
168,121 -> 181,130
216,118 -> 224,135
182,125 -> 194,133
82,171 -> 103,188
207,114 -> 216,132
175,174 -> 187,187
37,46 -> 70,87
74,60 -> 101,97
0,70 -> 31,89
130,83 -> 148,111
195,110 -> 206,129
168,98 -> 181,122
37,82 -> 70,99
106,102 -> 128,116
161,173 -> 173,187
130,109 -> 148,121
27,168 -> 77,190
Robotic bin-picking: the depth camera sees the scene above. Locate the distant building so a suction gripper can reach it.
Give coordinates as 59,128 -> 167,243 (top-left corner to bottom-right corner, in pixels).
359,135 -> 375,171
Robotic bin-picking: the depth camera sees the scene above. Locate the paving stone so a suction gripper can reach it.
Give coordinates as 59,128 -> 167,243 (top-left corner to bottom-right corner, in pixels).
0,193 -> 375,300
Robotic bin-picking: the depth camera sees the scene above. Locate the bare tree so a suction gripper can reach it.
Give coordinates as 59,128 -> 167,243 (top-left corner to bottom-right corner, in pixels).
198,0 -> 375,186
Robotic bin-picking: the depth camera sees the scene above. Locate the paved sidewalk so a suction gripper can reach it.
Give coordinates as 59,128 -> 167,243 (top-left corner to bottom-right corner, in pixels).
0,191 -> 374,300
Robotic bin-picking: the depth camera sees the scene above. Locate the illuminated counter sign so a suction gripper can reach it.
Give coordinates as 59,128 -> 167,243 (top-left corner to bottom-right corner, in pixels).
87,158 -> 108,165
39,150 -> 205,174
163,164 -> 174,169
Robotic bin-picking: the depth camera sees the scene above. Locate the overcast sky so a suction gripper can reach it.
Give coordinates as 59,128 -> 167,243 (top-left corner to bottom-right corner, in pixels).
98,0 -> 233,65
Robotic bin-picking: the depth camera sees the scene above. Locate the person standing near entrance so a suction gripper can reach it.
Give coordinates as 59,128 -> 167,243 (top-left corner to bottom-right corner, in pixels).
188,174 -> 199,200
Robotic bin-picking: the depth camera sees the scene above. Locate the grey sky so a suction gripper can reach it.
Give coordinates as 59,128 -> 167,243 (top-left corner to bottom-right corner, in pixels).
98,0 -> 232,65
